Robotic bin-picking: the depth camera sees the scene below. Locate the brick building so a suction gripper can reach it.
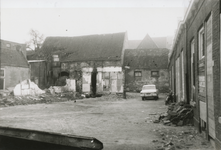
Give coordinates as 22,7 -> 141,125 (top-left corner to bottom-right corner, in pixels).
124,48 -> 169,93
36,32 -> 128,95
168,0 -> 221,149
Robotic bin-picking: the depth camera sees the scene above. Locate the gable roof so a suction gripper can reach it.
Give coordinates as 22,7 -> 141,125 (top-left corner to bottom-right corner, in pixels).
125,40 -> 142,49
40,32 -> 126,62
123,48 -> 169,69
1,48 -> 29,68
137,34 -> 158,49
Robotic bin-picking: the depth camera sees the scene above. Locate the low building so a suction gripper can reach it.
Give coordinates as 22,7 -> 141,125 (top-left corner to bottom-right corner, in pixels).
168,0 -> 221,149
123,48 -> 169,93
39,32 -> 128,95
0,40 -> 29,90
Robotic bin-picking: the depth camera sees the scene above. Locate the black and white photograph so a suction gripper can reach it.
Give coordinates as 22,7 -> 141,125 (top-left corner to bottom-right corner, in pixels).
0,0 -> 220,149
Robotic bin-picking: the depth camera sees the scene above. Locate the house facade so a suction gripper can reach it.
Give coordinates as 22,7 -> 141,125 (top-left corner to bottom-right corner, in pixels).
39,32 -> 128,95
0,40 -> 29,90
168,0 -> 221,149
124,48 -> 170,93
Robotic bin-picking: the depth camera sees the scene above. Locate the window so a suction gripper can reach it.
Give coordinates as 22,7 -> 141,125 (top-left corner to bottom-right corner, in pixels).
151,71 -> 159,77
53,55 -> 59,62
0,69 -> 5,77
198,27 -> 205,59
52,55 -> 60,67
134,71 -> 142,77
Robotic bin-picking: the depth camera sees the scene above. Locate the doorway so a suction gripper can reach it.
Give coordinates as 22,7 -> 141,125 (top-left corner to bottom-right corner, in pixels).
91,68 -> 97,96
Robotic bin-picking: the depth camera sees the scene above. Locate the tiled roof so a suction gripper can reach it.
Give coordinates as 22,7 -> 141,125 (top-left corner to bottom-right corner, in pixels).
137,34 -> 158,49
1,48 -> 29,68
123,48 -> 169,69
40,32 -> 126,62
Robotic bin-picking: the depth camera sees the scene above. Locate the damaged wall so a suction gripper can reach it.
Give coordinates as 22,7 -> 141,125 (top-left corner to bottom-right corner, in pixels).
126,69 -> 169,93
2,66 -> 29,90
60,60 -> 123,94
29,61 -> 47,89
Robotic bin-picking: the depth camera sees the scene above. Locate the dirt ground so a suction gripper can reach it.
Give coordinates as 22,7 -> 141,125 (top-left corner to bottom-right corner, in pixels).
0,93 -> 214,150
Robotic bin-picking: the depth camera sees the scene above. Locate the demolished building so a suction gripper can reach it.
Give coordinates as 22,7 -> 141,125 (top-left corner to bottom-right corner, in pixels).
32,32 -> 128,95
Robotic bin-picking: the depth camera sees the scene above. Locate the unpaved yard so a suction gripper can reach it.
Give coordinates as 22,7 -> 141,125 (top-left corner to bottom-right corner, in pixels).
0,93 -> 213,150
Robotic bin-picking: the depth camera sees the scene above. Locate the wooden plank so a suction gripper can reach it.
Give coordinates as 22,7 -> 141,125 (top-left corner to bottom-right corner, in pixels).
200,101 -> 207,122
0,126 -> 103,150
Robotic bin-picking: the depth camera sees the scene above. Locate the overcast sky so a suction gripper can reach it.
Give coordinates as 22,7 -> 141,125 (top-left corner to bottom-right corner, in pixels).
1,0 -> 191,43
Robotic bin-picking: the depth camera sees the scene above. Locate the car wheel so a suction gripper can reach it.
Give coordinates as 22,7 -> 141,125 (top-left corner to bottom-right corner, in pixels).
142,97 -> 144,100
155,96 -> 158,100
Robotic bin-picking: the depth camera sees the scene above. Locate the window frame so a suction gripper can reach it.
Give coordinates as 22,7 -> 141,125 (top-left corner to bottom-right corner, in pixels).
52,55 -> 59,62
198,27 -> 205,59
151,71 -> 159,77
134,71 -> 142,77
0,68 -> 5,77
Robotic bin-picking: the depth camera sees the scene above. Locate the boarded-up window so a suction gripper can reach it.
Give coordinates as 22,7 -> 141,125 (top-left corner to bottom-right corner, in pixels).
134,71 -> 142,77
151,71 -> 159,77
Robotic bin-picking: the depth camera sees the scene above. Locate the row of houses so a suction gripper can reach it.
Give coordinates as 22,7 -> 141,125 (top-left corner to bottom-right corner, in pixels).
1,32 -> 171,96
168,0 -> 221,149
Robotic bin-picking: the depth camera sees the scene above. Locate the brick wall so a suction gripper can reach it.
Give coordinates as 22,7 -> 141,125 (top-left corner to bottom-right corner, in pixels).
169,0 -> 221,148
212,0 -> 221,144
126,69 -> 169,93
60,60 -> 122,93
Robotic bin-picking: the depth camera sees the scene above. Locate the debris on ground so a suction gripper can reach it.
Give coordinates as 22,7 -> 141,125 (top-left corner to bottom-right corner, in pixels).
151,101 -> 194,126
13,79 -> 45,96
0,87 -> 84,108
152,127 -> 213,150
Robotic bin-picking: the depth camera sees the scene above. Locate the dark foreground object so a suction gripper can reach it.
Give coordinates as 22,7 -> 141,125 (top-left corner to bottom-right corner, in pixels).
0,126 -> 103,150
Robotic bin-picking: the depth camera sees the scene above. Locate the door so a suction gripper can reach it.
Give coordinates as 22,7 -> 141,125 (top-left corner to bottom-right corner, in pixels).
191,40 -> 195,102
91,69 -> 97,95
0,68 -> 5,90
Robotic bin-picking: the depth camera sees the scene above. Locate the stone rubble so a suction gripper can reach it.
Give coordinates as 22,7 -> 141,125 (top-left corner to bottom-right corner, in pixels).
153,101 -> 194,126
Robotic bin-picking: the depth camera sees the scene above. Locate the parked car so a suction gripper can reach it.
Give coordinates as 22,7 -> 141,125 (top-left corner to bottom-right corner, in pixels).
140,84 -> 159,100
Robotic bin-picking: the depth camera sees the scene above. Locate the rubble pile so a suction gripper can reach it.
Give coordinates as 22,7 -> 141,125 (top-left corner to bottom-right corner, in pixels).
154,102 -> 194,126
0,91 -> 79,107
152,127 -> 212,150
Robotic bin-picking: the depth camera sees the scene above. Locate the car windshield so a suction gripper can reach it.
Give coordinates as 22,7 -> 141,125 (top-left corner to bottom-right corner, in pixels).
142,85 -> 156,90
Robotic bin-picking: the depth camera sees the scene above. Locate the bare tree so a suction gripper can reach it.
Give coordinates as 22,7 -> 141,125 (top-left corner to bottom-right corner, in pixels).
26,29 -> 44,51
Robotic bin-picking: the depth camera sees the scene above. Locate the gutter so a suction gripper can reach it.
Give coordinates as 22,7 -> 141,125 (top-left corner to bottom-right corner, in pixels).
170,0 -> 195,60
